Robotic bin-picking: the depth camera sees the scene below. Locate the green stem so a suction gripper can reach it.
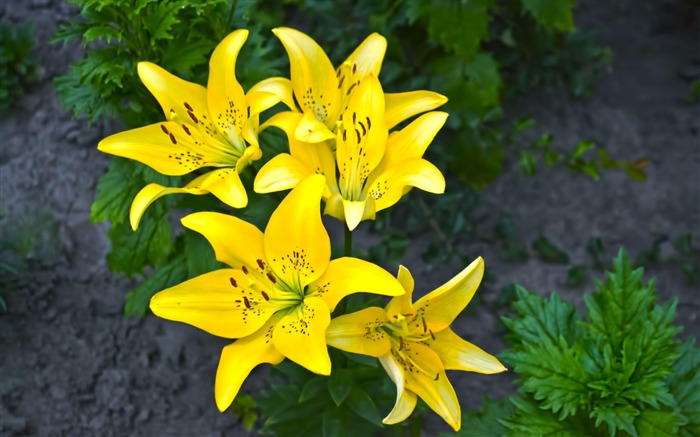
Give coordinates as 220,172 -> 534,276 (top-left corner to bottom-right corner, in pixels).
344,226 -> 353,257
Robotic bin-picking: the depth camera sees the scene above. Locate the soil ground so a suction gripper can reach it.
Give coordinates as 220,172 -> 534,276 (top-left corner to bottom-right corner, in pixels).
0,0 -> 698,436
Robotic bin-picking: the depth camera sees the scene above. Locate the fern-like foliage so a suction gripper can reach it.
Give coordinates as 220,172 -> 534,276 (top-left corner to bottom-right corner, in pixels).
453,249 -> 699,437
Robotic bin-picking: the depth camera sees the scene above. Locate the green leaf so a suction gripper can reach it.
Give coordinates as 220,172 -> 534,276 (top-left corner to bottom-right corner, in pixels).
83,24 -> 122,44
328,369 -> 353,406
566,265 -> 586,286
518,151 -> 537,176
345,388 -> 382,426
142,1 -> 186,42
107,217 -> 174,277
586,237 -> 605,268
635,408 -> 683,437
90,158 -> 141,224
452,396 -> 512,436
572,140 -> 595,158
420,0 -> 494,59
322,407 -> 343,437
532,236 -> 570,264
503,287 -> 580,346
521,0 -> 576,32
300,377 -> 327,403
590,403 -> 640,437
668,339 -> 700,435
501,289 -> 590,418
501,396 -> 590,436
124,254 -> 187,316
182,231 -> 222,277
462,53 -> 502,114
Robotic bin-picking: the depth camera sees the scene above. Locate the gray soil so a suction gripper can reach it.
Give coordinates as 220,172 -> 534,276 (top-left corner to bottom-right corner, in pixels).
0,0 -> 698,436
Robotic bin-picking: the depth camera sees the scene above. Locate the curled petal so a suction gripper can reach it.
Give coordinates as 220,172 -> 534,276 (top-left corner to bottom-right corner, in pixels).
254,153 -> 313,194
367,158 -> 445,213
428,328 -> 507,374
384,112 -> 448,166
130,177 -> 207,231
341,32 -> 386,79
326,307 -> 390,357
385,265 -> 415,321
295,111 -> 335,143
379,354 -> 417,425
215,316 -> 285,412
415,257 -> 484,332
273,296 -> 331,375
264,174 -> 330,290
336,33 -> 387,107
181,212 -> 264,272
195,167 -> 248,209
384,90 -> 448,130
311,257 -> 404,312
137,62 -> 210,129
207,29 -> 248,146
273,27 -> 340,127
248,77 -> 296,112
401,343 -> 461,431
150,269 -> 281,339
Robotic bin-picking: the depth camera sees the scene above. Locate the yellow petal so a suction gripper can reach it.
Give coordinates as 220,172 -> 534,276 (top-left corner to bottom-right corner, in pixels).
401,342 -> 461,431
150,269 -> 281,338
215,316 -> 285,411
342,199 -> 372,231
246,90 -> 283,121
254,153 -> 313,194
260,110 -> 301,136
336,74 -> 387,200
384,90 -> 448,130
273,27 -> 340,127
97,122 -> 221,176
379,354 -> 418,425
310,257 -> 405,312
193,167 -> 248,209
414,257 -> 484,332
181,211 -> 265,271
323,192 -> 346,223
336,33 -> 387,108
385,265 -> 415,321
207,29 -> 248,149
428,328 -> 507,374
367,158 -> 445,212
326,307 -> 390,357
137,62 -> 210,128
262,111 -> 338,193
308,257 -> 404,311
341,32 -> 387,79
295,110 -> 335,143
248,77 -> 296,111
384,112 -> 448,166
264,174 -> 330,290
273,296 -> 331,375
129,178 -> 207,231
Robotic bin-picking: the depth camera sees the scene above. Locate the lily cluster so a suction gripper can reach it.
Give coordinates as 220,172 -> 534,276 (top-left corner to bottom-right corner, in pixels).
98,27 -> 506,431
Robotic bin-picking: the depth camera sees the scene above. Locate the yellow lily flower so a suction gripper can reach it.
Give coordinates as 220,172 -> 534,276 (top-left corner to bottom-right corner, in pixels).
255,74 -> 447,230
249,27 -> 448,143
98,29 -> 281,230
326,257 -> 507,431
149,175 -> 405,412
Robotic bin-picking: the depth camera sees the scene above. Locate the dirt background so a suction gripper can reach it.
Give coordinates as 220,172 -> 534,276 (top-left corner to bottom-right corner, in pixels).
0,0 -> 698,436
